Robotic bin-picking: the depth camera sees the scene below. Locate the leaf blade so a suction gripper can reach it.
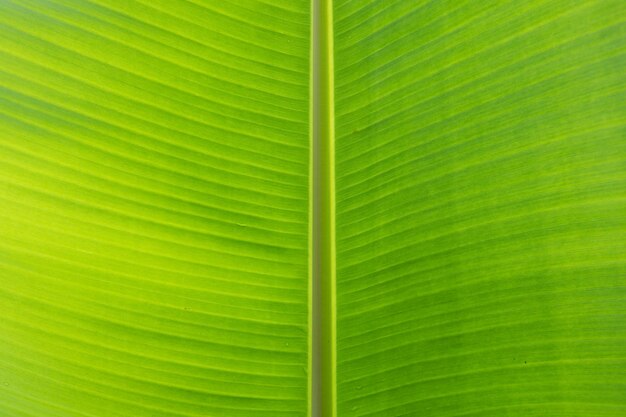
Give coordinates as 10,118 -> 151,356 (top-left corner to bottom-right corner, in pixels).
334,1 -> 626,416
0,1 -> 311,416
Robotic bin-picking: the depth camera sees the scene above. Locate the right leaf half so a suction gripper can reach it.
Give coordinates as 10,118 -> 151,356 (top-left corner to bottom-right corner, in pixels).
334,1 -> 626,416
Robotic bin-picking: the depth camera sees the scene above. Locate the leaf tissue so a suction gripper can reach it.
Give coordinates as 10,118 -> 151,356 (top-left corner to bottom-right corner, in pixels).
0,1 -> 624,417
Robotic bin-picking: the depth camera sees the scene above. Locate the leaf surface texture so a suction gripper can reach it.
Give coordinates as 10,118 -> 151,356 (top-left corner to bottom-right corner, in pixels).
334,1 -> 626,416
0,1 -> 311,416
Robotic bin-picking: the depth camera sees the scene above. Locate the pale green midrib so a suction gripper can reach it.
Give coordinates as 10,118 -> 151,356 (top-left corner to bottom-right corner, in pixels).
311,0 -> 336,416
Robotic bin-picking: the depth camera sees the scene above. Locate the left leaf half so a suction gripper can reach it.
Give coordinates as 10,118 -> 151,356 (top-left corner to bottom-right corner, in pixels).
0,1 -> 311,416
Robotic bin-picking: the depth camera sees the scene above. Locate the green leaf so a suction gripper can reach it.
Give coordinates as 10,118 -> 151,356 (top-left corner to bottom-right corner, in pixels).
0,1 -> 310,416
334,1 -> 626,416
1,1 -> 626,417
